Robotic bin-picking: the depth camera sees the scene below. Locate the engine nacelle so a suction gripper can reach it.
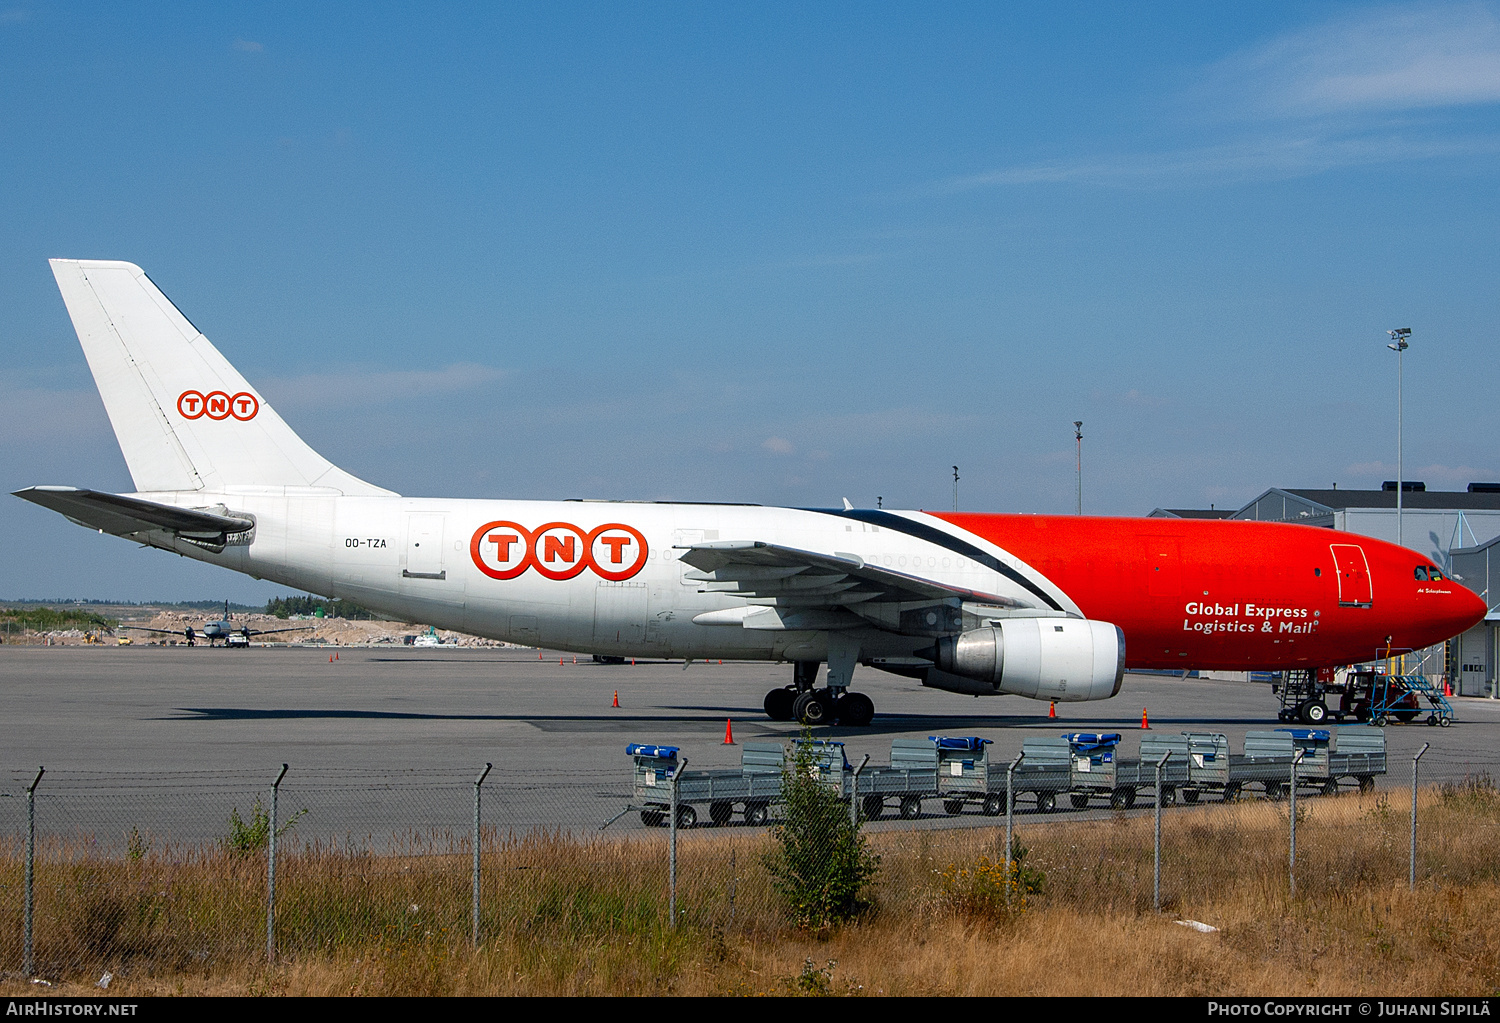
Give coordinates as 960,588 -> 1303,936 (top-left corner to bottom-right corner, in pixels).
929,619 -> 1125,702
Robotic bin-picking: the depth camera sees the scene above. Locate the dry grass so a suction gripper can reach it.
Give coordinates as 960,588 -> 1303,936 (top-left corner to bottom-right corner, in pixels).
3,784 -> 1499,996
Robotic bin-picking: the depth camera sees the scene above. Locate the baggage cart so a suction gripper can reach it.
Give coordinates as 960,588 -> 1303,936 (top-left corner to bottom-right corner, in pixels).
1139,733 -> 1193,805
1277,728 -> 1333,787
1063,733 -> 1186,809
859,738 -> 940,820
1179,732 -> 1236,801
626,741 -> 787,827
1233,731 -> 1299,799
1326,726 -> 1386,794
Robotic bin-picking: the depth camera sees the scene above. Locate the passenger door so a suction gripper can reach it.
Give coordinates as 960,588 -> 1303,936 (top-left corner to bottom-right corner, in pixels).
1330,544 -> 1373,608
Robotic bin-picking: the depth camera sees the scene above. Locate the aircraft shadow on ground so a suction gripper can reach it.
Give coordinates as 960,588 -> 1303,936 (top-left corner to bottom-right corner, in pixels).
164,706 -> 1273,731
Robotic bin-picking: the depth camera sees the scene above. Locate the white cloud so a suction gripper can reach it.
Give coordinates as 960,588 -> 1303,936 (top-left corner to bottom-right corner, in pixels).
232,39 -> 263,52
935,4 -> 1500,192
0,9 -> 28,25
1204,3 -> 1500,118
761,436 -> 795,454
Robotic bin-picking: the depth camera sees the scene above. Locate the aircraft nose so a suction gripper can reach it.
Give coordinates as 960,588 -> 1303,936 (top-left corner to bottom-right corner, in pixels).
1455,584 -> 1488,633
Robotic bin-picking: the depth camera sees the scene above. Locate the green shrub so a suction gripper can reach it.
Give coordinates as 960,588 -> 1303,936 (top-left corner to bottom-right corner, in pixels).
763,732 -> 879,928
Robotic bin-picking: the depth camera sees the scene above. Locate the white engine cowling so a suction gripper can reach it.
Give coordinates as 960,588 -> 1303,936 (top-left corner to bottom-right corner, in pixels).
929,619 -> 1125,702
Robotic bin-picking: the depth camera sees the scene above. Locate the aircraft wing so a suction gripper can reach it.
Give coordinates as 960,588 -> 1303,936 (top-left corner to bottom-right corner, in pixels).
246,625 -> 315,637
679,539 -> 1037,635
13,486 -> 253,544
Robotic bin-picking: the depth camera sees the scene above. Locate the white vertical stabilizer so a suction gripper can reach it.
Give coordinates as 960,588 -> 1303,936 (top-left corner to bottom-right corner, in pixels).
49,259 -> 395,496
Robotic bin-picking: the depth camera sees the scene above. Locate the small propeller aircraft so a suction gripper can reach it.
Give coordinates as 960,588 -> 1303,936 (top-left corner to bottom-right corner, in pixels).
121,601 -> 314,648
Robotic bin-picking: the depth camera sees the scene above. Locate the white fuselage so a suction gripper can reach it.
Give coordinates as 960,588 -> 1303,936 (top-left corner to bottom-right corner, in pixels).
144,491 -> 1074,663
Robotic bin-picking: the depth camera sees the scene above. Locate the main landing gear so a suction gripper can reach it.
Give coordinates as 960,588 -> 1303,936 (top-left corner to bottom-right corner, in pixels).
762,660 -> 875,727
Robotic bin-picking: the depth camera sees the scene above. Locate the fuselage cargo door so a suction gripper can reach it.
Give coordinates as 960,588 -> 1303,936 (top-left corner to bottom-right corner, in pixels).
594,581 -> 647,646
404,513 -> 446,580
1330,544 -> 1372,608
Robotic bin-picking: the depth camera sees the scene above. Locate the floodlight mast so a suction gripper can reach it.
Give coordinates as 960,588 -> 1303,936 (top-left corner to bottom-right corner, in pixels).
1387,328 -> 1411,548
1074,421 -> 1083,516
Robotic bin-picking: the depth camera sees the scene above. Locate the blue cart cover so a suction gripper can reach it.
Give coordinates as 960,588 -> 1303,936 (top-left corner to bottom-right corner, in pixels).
627,744 -> 679,760
1064,733 -> 1122,750
1276,729 -> 1330,742
929,736 -> 992,751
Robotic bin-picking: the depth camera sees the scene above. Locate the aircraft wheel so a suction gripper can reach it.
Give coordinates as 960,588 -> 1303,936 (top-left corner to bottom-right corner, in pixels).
834,691 -> 875,726
763,687 -> 795,721
793,690 -> 832,726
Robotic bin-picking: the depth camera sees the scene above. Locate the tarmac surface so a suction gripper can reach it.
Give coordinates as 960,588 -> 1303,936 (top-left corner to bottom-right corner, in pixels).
1,645 -> 1497,842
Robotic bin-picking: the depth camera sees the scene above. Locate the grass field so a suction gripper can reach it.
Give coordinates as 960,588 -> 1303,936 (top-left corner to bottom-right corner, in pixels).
3,781 -> 1498,996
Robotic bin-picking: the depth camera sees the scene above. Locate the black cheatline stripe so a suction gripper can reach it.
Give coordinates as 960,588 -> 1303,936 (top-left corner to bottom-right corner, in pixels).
801,508 -> 1064,612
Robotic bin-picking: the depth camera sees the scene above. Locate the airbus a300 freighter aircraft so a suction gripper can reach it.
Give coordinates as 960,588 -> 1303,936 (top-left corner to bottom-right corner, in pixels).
15,261 -> 1486,726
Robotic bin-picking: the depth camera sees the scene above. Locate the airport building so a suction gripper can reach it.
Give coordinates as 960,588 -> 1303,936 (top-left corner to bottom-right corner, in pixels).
1154,482 -> 1500,697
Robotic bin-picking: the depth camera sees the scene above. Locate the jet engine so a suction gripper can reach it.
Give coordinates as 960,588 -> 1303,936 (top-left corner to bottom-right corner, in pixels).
926,618 -> 1125,702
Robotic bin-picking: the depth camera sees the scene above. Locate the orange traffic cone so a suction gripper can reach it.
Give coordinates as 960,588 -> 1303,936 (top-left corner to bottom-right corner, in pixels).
612,690 -> 619,708
631,658 -> 635,666
329,654 -> 333,663
1049,700 -> 1056,719
1445,680 -> 1452,697
334,652 -> 339,660
723,718 -> 735,744
719,659 -> 723,665
1142,707 -> 1150,730
539,652 -> 543,660
573,656 -> 577,665
559,657 -> 564,665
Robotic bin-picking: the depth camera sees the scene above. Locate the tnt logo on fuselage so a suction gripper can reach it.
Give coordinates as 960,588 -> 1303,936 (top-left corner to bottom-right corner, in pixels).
178,390 -> 259,421
470,521 -> 649,582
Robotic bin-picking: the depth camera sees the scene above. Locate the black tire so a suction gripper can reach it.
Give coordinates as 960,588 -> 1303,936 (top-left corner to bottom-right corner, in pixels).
709,801 -> 733,826
1222,783 -> 1242,803
744,802 -> 770,826
1322,780 -> 1339,796
1440,717 -> 1451,728
982,793 -> 1006,816
1159,787 -> 1176,807
1264,781 -> 1285,800
1396,710 -> 1418,724
899,795 -> 922,820
862,794 -> 884,820
1357,776 -> 1374,794
676,805 -> 697,828
1070,793 -> 1090,809
641,810 -> 664,827
943,799 -> 965,816
793,690 -> 830,726
1305,702 -> 1328,724
1034,792 -> 1056,814
1109,788 -> 1130,811
1426,715 -> 1438,726
1354,703 -> 1371,722
1182,788 -> 1200,804
834,691 -> 875,727
763,687 -> 795,721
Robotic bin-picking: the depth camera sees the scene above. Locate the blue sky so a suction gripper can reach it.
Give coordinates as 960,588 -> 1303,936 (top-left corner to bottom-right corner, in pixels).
2,2 -> 1498,602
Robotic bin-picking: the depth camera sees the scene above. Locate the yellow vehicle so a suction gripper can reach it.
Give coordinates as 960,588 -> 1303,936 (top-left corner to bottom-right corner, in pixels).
117,636 -> 132,645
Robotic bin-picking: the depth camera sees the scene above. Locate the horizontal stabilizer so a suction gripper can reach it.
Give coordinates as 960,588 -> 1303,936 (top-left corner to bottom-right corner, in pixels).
13,486 -> 252,540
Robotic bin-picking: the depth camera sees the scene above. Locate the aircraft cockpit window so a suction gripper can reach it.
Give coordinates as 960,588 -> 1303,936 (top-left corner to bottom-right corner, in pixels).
1429,567 -> 1445,581
1414,566 -> 1428,581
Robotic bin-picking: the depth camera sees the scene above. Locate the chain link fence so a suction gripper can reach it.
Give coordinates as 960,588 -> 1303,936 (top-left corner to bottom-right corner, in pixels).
4,736 -> 1499,985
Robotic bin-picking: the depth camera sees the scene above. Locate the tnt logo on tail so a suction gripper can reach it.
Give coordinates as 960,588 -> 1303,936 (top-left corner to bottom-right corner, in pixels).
178,390 -> 259,421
